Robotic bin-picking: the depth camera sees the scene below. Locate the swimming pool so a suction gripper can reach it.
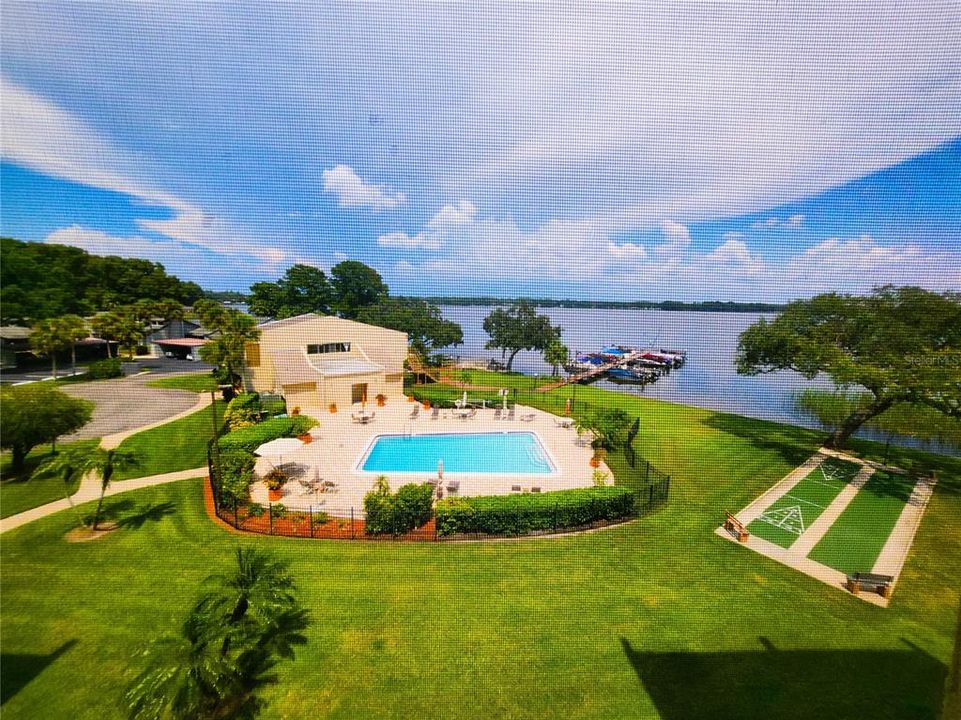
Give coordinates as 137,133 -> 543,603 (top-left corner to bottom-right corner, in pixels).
359,432 -> 556,474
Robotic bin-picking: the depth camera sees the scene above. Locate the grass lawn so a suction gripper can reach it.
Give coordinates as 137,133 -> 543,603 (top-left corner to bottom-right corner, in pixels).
0,439 -> 101,519
144,372 -> 219,393
807,470 -> 918,576
112,400 -> 226,480
747,458 -> 860,548
1,382 -> 959,719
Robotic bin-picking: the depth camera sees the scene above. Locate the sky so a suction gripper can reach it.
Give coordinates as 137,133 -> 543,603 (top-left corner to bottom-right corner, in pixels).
2,2 -> 960,302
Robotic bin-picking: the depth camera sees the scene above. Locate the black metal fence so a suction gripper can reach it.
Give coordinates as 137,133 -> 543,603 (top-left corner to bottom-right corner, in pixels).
207,435 -> 669,542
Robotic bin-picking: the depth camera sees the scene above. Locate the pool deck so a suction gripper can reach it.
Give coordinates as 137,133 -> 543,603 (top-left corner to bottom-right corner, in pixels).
248,400 -> 603,514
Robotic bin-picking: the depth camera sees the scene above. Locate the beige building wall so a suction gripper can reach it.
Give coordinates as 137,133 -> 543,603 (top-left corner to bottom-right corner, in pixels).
243,315 -> 407,411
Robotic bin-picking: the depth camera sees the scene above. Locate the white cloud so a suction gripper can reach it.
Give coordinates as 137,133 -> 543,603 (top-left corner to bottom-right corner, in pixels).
2,76 -> 287,269
607,241 -> 647,259
377,231 -> 444,251
722,231 -> 745,242
321,164 -> 405,211
752,216 -> 781,230
752,214 -> 805,230
660,219 -> 691,244
428,199 -> 477,229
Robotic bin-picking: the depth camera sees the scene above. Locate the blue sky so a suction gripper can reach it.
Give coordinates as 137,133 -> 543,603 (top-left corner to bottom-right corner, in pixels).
2,3 -> 960,301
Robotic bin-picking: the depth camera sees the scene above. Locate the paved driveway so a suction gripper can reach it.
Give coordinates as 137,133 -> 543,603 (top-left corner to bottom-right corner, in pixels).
58,373 -> 204,441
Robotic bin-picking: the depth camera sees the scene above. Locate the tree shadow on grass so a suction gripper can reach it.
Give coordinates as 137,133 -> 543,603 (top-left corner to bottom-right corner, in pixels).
701,413 -> 825,469
1,639 -> 77,705
620,636 -> 945,720
99,498 -> 177,530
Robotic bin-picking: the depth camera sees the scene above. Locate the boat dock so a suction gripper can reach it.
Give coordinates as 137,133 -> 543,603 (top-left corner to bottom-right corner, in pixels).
537,346 -> 685,392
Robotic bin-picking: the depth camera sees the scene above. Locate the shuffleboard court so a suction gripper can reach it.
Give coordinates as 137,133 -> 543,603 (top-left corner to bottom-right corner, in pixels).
747,458 -> 860,549
807,471 -> 916,576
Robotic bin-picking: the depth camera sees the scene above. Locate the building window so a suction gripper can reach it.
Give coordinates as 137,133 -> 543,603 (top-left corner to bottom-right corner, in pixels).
306,342 -> 350,354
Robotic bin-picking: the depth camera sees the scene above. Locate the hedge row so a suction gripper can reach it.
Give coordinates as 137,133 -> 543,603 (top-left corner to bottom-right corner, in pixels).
434,485 -> 635,536
364,481 -> 434,536
217,415 -> 317,453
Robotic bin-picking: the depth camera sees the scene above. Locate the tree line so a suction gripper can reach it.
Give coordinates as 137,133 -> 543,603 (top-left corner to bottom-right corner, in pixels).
404,295 -> 787,313
1,237 -> 204,324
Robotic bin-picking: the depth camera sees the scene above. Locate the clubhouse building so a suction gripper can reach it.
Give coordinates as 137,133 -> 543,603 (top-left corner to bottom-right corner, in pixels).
244,314 -> 407,410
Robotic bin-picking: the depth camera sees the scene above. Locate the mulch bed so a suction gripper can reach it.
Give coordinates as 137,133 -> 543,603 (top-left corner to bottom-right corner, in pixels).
202,478 -> 437,541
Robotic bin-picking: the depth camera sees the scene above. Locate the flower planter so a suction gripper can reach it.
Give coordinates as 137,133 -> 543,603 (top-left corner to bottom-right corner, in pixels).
407,395 -> 416,403
376,395 -> 386,407
268,488 -> 283,502
298,433 -> 313,444
328,403 -> 337,414
589,456 -> 600,468
422,401 -> 431,410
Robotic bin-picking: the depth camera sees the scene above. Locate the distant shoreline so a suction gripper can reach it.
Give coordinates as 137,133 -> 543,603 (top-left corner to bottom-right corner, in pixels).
403,296 -> 787,313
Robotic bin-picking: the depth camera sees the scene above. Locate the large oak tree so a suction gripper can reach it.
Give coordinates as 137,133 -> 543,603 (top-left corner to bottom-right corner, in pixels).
736,286 -> 961,448
483,301 -> 560,372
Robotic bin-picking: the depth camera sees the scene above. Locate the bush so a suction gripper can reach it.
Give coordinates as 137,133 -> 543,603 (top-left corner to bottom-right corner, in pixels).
434,486 -> 635,536
86,357 -> 123,379
218,449 -> 255,506
224,392 -> 261,431
217,415 -> 319,453
364,478 -> 434,536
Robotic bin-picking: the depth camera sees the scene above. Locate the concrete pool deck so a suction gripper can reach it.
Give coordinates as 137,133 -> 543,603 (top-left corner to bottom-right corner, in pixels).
248,401 -> 604,514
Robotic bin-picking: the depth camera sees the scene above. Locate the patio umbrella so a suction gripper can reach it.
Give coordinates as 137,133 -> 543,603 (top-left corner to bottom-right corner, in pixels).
437,458 -> 444,479
501,389 -> 508,412
254,437 -> 305,466
461,391 -> 468,408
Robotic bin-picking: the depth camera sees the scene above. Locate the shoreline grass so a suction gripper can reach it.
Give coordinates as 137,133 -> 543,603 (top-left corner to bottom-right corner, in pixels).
794,388 -> 961,449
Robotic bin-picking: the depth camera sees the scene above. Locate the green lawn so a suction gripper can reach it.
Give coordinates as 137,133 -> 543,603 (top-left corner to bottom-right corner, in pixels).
808,470 -> 918,576
2,383 -> 959,719
144,372 -> 220,393
747,458 -> 860,548
0,439 -> 101,519
112,400 -> 226,480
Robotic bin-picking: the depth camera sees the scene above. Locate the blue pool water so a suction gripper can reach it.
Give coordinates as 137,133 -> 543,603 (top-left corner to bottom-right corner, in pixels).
360,432 -> 555,474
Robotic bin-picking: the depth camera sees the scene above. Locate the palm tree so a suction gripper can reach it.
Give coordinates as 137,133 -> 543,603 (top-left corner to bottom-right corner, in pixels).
58,314 -> 90,376
543,338 -> 569,377
84,448 -> 142,530
36,446 -> 90,528
125,548 -> 307,720
29,318 -> 73,379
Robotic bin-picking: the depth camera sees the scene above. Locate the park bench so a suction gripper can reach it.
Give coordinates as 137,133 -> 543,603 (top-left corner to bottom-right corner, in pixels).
846,572 -> 894,598
724,512 -> 750,543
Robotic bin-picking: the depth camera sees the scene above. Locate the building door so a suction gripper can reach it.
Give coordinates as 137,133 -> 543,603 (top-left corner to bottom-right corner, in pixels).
351,383 -> 368,404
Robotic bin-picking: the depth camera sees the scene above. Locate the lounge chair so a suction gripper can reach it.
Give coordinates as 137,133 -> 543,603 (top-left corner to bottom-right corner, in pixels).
431,407 -> 440,420
493,408 -> 502,420
507,407 -> 516,421
409,405 -> 420,419
520,413 -> 535,422
445,479 -> 460,495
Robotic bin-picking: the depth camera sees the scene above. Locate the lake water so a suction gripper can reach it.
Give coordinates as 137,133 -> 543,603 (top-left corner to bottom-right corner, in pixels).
438,305 -> 958,456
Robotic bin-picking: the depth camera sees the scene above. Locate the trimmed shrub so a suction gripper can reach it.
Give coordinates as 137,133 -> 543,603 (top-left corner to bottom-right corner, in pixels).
434,486 -> 635,537
224,392 -> 261,431
218,449 -> 255,506
364,478 -> 434,536
217,415 -> 319,454
86,357 -> 123,379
